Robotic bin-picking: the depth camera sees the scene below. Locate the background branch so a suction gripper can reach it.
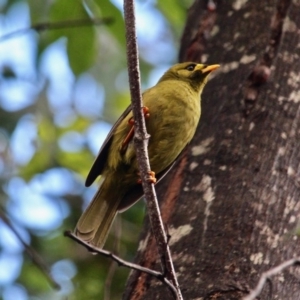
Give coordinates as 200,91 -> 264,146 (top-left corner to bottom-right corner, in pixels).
64,231 -> 177,296
123,0 -> 182,299
243,258 -> 300,300
0,17 -> 113,42
0,208 -> 59,289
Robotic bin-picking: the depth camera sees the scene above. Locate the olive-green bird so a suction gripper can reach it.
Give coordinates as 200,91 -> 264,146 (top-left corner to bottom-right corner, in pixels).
75,62 -> 219,248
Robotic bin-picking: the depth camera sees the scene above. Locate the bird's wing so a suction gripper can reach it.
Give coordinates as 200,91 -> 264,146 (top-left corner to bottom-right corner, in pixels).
117,151 -> 184,212
85,105 -> 132,187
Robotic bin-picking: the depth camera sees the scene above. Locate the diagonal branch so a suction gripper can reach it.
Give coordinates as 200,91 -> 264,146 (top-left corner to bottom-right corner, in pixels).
243,257 -> 300,300
123,0 -> 183,299
0,17 -> 113,42
64,231 -> 177,296
0,208 -> 60,289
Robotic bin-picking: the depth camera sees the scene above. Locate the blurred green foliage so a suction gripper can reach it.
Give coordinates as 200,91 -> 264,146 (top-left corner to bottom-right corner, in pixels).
47,0 -> 97,75
0,0 -> 190,299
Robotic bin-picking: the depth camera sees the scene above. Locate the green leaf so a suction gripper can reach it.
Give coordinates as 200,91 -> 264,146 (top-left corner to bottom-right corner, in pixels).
19,150 -> 53,181
18,260 -> 51,294
27,0 -> 51,23
156,0 -> 190,37
57,116 -> 92,135
19,118 -> 57,180
41,0 -> 97,75
93,0 -> 125,46
57,149 -> 94,177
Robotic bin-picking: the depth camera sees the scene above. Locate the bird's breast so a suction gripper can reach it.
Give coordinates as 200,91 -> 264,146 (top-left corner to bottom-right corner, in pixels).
145,86 -> 201,174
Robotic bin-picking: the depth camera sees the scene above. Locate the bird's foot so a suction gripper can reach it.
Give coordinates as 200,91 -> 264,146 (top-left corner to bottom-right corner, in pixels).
121,126 -> 135,153
142,106 -> 150,118
127,106 -> 150,126
121,107 -> 150,153
137,171 -> 157,184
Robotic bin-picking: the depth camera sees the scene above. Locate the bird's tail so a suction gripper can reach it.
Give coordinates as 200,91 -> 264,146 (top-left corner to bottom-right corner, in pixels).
75,177 -> 122,248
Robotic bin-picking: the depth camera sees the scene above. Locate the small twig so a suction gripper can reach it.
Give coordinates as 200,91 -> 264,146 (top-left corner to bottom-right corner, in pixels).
123,0 -> 182,299
64,231 -> 177,295
0,209 -> 60,289
64,231 -> 160,275
243,257 -> 300,300
0,17 -> 113,42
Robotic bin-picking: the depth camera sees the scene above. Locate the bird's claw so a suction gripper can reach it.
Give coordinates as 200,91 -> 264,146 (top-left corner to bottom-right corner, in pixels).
127,106 -> 150,125
137,171 -> 157,184
121,107 -> 150,153
121,126 -> 135,153
142,106 -> 150,118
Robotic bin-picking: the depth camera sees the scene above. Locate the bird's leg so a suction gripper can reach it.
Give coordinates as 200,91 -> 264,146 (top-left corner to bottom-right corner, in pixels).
120,122 -> 134,153
142,106 -> 150,118
137,171 -> 157,184
121,107 -> 150,153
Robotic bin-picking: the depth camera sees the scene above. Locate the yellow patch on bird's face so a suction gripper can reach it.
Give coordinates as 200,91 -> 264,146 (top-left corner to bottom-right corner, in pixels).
170,62 -> 220,83
157,62 -> 220,93
174,63 -> 208,80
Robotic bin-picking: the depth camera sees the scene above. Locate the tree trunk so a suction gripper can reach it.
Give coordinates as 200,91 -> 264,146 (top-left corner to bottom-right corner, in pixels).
124,0 -> 300,299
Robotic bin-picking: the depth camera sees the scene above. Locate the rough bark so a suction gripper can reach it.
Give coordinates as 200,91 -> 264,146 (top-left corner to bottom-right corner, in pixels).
124,0 -> 300,299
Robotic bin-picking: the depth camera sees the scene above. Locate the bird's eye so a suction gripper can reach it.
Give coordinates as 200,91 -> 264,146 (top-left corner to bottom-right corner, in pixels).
186,64 -> 196,71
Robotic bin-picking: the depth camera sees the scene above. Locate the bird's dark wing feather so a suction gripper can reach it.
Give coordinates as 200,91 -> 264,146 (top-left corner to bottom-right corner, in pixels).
86,103 -> 186,211
117,153 -> 182,212
85,105 -> 132,187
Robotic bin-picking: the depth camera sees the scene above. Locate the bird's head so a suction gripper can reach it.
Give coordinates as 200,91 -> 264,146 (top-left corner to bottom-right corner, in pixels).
158,62 -> 220,93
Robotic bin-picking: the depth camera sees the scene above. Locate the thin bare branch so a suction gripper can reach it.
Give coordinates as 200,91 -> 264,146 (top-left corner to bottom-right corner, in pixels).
64,230 -> 177,296
123,0 -> 182,299
0,17 -> 113,42
0,208 -> 60,289
243,257 -> 300,300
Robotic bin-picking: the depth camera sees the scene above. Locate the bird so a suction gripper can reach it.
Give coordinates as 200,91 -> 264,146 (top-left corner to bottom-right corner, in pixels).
75,62 -> 220,248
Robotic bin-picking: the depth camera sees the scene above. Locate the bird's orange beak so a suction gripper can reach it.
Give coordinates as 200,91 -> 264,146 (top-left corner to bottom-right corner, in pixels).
202,64 -> 220,73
